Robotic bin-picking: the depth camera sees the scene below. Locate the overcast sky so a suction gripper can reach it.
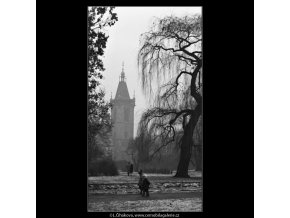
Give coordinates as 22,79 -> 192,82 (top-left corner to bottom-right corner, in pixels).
101,6 -> 202,137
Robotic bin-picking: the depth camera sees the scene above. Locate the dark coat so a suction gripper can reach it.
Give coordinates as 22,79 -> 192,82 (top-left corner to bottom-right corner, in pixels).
138,177 -> 143,188
130,164 -> 133,173
142,177 -> 150,189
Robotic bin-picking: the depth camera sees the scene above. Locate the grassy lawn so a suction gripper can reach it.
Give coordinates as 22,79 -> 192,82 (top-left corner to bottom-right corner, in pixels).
88,171 -> 202,212
88,192 -> 202,212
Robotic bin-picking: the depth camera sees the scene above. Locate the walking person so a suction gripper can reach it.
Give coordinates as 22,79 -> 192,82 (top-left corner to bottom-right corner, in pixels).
141,174 -> 151,197
130,163 -> 133,176
138,170 -> 144,195
126,161 -> 130,176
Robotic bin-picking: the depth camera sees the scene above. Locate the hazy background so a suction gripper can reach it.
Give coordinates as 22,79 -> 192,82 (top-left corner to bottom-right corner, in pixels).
101,7 -> 202,137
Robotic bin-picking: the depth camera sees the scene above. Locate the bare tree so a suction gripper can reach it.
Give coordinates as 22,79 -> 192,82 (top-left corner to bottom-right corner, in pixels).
138,14 -> 202,177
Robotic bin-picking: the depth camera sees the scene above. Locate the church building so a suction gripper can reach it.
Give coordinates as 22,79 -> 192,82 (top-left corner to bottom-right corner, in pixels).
110,64 -> 135,161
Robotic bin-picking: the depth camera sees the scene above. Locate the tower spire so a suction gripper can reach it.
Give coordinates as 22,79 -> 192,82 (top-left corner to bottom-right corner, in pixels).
121,62 -> 125,81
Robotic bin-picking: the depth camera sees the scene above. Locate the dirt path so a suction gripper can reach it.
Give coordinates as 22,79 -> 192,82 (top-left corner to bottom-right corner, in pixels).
88,191 -> 202,203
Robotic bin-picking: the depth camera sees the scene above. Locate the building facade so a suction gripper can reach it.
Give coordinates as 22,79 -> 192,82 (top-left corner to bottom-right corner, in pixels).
110,65 -> 135,161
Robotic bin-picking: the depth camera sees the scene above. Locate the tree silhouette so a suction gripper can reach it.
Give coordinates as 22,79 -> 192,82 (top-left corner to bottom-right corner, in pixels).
138,14 -> 202,177
88,7 -> 118,163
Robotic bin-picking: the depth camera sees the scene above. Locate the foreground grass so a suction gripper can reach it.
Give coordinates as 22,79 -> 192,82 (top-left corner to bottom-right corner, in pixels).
88,192 -> 202,212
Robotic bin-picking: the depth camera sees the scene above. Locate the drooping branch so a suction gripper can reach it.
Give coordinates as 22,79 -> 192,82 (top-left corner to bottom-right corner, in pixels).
169,109 -> 193,125
137,14 -> 202,164
175,71 -> 192,86
149,124 -> 176,159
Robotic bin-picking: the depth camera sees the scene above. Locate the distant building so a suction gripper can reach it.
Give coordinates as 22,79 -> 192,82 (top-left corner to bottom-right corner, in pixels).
110,63 -> 135,161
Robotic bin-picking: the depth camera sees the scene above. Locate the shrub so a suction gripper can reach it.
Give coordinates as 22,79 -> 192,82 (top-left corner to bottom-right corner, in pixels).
143,168 -> 171,174
89,158 -> 119,176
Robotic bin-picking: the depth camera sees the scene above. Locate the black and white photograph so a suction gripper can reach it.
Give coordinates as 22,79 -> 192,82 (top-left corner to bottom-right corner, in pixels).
8,0 -> 290,217
88,6 -> 203,212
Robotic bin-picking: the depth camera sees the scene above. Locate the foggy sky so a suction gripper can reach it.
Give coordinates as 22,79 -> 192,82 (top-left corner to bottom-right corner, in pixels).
101,6 -> 202,137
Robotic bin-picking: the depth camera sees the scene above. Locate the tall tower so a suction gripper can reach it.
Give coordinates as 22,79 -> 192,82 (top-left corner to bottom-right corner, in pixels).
110,63 -> 135,161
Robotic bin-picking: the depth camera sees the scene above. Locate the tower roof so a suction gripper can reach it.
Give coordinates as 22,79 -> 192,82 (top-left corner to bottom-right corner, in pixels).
115,63 -> 131,100
115,80 -> 130,99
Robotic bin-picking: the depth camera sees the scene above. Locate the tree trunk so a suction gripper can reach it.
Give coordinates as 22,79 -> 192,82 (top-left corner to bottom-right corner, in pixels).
175,104 -> 201,178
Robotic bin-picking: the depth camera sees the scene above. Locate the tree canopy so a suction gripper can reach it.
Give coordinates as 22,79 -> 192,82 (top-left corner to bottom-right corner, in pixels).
138,14 -> 202,177
88,7 -> 118,162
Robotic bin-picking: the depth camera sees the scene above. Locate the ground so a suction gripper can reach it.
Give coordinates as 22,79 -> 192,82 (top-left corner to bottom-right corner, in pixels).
88,171 -> 202,212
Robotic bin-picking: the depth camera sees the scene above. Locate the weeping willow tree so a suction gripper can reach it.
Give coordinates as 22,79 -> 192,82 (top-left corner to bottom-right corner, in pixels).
138,14 -> 202,177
